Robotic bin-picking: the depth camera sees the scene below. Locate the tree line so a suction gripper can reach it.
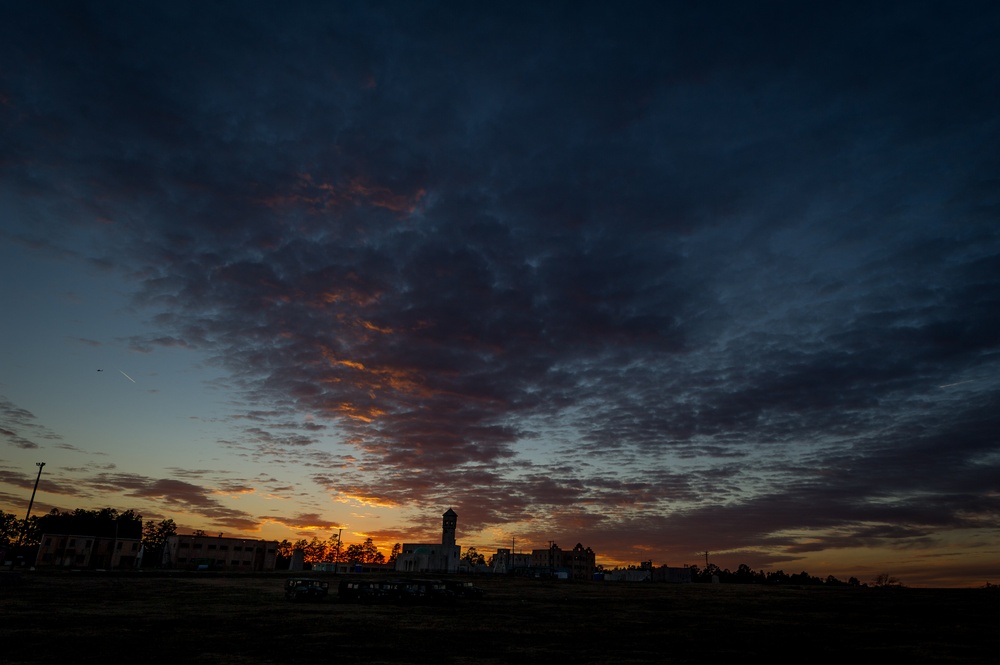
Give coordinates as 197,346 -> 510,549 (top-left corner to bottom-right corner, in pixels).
276,540 -> 494,569
682,563 -> 899,587
1,507 -> 409,569
275,535 -> 402,567
1,507 -> 177,568
3,508 -> 907,585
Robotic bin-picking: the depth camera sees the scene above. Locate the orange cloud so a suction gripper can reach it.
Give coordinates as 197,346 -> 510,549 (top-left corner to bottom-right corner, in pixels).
332,402 -> 386,423
333,492 -> 399,509
360,320 -> 393,334
261,173 -> 425,216
345,178 -> 427,213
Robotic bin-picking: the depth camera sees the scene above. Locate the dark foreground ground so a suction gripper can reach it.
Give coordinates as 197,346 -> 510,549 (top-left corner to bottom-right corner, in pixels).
1,571 -> 997,664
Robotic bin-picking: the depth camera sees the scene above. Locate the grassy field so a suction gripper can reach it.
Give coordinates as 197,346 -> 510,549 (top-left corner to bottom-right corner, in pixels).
1,571 -> 997,663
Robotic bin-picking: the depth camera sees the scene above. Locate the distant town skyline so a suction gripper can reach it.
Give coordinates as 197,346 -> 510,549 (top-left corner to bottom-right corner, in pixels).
2,2 -> 998,587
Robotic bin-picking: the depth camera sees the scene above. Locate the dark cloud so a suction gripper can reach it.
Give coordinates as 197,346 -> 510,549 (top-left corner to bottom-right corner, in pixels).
0,398 -> 62,450
14,464 -> 260,532
260,512 -> 344,532
2,1 -> 999,577
0,464 -> 39,492
95,473 -> 259,531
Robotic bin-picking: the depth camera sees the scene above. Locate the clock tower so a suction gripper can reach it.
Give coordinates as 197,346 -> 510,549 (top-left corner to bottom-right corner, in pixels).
442,508 -> 457,548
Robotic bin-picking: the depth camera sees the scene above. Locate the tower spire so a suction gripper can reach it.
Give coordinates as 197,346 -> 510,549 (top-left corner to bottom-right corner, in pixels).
442,508 -> 457,548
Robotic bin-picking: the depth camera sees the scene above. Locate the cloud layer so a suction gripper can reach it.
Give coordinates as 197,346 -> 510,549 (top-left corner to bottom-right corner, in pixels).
2,1 -> 998,581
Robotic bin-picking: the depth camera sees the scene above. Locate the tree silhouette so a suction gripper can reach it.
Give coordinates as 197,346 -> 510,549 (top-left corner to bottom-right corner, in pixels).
872,573 -> 903,588
37,507 -> 142,539
344,537 -> 384,564
326,533 -> 343,562
1,510 -> 22,547
276,539 -> 293,567
462,546 -> 485,566
298,536 -> 328,563
141,518 -> 176,568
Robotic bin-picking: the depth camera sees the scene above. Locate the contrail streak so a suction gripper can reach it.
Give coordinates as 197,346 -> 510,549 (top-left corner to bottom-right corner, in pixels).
119,370 -> 136,383
939,379 -> 974,388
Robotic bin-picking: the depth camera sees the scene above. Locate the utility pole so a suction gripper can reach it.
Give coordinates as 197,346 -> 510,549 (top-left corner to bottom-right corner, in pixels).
17,462 -> 45,547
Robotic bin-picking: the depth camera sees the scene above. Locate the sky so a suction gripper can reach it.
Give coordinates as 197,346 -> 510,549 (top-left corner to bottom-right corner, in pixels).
1,1 -> 998,587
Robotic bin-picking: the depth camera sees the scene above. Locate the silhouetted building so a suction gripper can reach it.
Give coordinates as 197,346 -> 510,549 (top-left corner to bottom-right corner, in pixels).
35,533 -> 142,569
652,565 -> 693,583
490,548 -> 532,573
530,542 -> 596,580
606,562 -> 693,583
161,534 -> 278,571
606,567 -> 651,582
395,508 -> 462,573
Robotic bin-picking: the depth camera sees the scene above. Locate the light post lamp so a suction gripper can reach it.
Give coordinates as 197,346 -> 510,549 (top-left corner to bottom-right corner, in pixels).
17,462 -> 45,548
335,528 -> 343,571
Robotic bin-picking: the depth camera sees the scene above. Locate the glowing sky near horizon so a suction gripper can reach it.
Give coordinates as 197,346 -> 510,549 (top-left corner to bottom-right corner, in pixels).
1,1 -> 998,587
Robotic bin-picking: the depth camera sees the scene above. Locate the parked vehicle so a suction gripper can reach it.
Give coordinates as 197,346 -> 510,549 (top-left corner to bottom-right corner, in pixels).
338,579 -> 387,604
379,579 -> 423,605
285,578 -> 329,601
412,579 -> 456,604
444,580 -> 486,598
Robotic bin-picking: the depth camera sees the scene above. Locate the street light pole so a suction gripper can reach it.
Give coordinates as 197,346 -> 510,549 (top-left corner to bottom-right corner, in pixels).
17,462 -> 45,547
